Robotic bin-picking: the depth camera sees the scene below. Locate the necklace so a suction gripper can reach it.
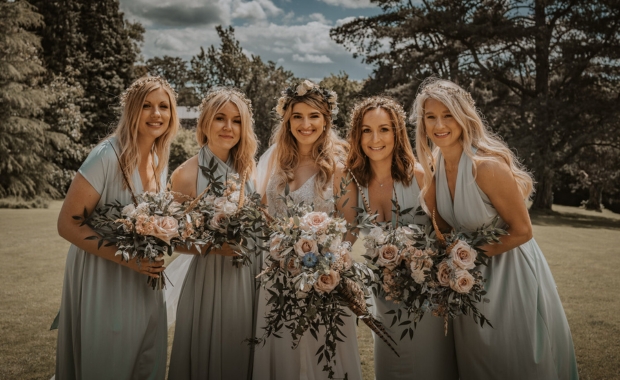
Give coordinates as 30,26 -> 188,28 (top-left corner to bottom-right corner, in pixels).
373,176 -> 392,188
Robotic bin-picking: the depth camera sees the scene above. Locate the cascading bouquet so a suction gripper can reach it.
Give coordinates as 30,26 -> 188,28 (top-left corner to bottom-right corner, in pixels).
187,156 -> 269,267
74,191 -> 201,290
256,183 -> 398,379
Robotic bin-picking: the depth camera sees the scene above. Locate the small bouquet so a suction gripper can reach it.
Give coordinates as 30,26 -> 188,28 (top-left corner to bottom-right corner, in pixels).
421,214 -> 507,334
188,157 -> 269,267
257,184 -> 398,379
75,191 -> 194,290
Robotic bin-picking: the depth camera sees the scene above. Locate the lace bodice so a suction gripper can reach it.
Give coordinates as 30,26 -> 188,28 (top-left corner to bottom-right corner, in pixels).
266,173 -> 334,217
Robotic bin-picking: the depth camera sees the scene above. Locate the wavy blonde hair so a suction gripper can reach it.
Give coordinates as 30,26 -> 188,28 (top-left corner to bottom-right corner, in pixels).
411,78 -> 534,207
271,87 -> 347,196
346,96 -> 416,187
196,87 -> 257,176
113,76 -> 179,190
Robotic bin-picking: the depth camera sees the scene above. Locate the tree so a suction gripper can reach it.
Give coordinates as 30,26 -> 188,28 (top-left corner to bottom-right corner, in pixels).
0,0 -> 56,198
320,72 -> 363,134
189,26 -> 294,154
332,0 -> 620,210
29,0 -> 145,145
146,56 -> 199,106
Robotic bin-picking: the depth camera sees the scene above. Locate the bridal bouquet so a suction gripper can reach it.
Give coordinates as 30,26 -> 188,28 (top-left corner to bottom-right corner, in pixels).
75,191 -> 196,289
188,157 -> 269,267
257,186 -> 398,379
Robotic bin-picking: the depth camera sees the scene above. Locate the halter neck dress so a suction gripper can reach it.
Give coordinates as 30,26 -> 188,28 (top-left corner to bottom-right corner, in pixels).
55,137 -> 168,380
253,171 -> 363,380
168,146 -> 261,380
359,179 -> 459,380
435,149 -> 578,380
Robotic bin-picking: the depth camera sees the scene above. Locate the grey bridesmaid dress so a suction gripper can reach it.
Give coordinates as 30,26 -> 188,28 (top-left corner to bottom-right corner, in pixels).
55,137 -> 168,380
435,150 -> 579,380
359,180 -> 459,380
168,146 -> 262,380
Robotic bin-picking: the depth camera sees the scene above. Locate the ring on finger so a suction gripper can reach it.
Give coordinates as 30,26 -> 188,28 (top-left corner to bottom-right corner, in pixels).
148,267 -> 152,273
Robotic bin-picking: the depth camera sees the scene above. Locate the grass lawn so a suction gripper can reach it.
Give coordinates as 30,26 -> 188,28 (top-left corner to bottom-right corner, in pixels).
1,202 -> 619,379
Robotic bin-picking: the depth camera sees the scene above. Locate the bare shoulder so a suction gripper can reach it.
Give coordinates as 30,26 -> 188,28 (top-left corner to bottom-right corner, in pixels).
170,155 -> 199,197
474,155 -> 515,192
413,162 -> 425,187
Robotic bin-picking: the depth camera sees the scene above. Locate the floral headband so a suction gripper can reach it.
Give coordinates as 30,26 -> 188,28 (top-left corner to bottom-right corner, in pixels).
275,80 -> 339,120
200,86 -> 254,124
419,80 -> 475,107
119,76 -> 177,107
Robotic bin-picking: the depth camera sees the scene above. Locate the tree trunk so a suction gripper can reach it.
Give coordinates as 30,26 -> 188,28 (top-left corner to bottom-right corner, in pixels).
584,182 -> 603,212
531,169 -> 554,211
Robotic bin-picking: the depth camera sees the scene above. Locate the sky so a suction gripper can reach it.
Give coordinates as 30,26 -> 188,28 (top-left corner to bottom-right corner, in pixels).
119,0 -> 382,81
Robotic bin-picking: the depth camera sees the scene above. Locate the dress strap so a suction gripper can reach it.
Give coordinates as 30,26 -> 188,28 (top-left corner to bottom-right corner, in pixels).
109,141 -> 138,205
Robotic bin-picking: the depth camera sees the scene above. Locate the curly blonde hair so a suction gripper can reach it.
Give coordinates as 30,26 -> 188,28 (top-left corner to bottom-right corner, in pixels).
270,85 -> 347,196
113,76 -> 179,189
411,78 -> 534,206
196,87 -> 257,176
346,96 -> 416,187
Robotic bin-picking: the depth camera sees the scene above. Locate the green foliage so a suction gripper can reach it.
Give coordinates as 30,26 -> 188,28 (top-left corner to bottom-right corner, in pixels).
0,0 -> 57,199
320,72 -> 363,135
331,0 -> 620,210
0,196 -> 49,209
169,128 -> 200,174
189,26 -> 295,154
146,55 -> 199,106
29,0 -> 145,145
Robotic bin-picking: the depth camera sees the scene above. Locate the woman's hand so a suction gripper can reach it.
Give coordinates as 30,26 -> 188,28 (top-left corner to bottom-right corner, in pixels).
121,255 -> 166,278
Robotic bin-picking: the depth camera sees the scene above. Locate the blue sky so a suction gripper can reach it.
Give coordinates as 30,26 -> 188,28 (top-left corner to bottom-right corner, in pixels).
119,0 -> 382,81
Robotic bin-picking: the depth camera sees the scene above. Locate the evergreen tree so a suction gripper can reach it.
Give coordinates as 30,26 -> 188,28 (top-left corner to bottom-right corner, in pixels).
0,0 -> 56,198
29,0 -> 144,144
332,0 -> 620,210
146,56 -> 199,106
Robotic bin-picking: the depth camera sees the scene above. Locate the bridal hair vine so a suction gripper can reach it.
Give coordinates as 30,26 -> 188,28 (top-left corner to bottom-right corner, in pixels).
119,76 -> 177,107
418,78 -> 475,107
275,79 -> 339,120
200,86 -> 254,124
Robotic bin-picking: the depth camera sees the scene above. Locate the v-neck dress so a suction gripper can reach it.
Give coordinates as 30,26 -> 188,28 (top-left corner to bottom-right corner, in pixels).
435,150 -> 578,380
168,146 -> 262,380
55,137 -> 168,380
359,180 -> 459,380
253,171 -> 363,380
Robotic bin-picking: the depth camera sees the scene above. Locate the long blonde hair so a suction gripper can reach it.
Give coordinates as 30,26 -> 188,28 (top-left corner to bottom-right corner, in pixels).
271,88 -> 347,196
346,96 -> 416,187
196,87 -> 257,176
113,76 -> 179,189
411,78 -> 534,205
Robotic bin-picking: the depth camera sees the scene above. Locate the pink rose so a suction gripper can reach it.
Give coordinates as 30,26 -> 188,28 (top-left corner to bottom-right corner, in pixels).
376,244 -> 401,270
151,215 -> 180,244
282,258 -> 301,276
301,212 -> 330,233
294,237 -> 318,257
450,269 -> 475,293
437,260 -> 453,287
313,270 -> 341,294
135,214 -> 155,235
209,212 -> 228,230
450,240 -> 477,270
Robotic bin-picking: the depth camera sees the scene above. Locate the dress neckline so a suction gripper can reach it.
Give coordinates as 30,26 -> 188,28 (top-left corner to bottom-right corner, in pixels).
289,172 -> 318,193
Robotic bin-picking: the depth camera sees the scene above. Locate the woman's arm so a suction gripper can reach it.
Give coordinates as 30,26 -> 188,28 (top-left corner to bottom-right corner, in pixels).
334,164 -> 359,244
57,173 -> 164,278
474,157 -> 533,257
170,156 -> 236,256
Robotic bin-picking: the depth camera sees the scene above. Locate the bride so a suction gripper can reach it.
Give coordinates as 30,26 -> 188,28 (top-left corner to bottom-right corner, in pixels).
253,80 -> 362,380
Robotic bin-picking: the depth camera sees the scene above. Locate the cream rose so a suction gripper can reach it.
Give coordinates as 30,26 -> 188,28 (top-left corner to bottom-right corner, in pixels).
135,214 -> 155,235
376,244 -> 401,270
151,215 -> 180,244
122,204 -> 136,218
437,260 -> 453,287
313,270 -> 341,294
209,212 -> 228,230
450,240 -> 477,270
284,258 -> 301,276
228,191 -> 240,203
270,234 -> 285,260
301,212 -> 330,233
214,197 -> 236,215
368,226 -> 387,245
450,269 -> 475,293
294,237 -> 318,257
411,268 -> 426,284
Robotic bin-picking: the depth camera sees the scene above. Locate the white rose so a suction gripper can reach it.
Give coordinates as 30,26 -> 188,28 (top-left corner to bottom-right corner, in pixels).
228,191 -> 240,203
300,212 -> 330,233
450,240 -> 477,270
122,204 -> 136,218
368,226 -> 387,245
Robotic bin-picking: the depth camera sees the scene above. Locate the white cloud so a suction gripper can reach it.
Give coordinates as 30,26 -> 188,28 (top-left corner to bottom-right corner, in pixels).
335,16 -> 358,26
318,0 -> 374,9
292,54 -> 333,63
232,1 -> 268,21
153,34 -> 189,52
309,13 -> 329,24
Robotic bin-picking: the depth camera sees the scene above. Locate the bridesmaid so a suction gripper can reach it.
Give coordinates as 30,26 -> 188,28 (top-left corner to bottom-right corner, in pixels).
55,76 -> 178,379
412,78 -> 578,380
167,87 -> 260,380
253,80 -> 362,380
345,96 -> 458,380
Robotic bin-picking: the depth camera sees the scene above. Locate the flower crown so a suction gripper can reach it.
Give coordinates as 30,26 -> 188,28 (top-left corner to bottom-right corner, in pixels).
275,80 -> 339,120
419,79 -> 475,107
119,76 -> 177,107
200,86 -> 254,125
